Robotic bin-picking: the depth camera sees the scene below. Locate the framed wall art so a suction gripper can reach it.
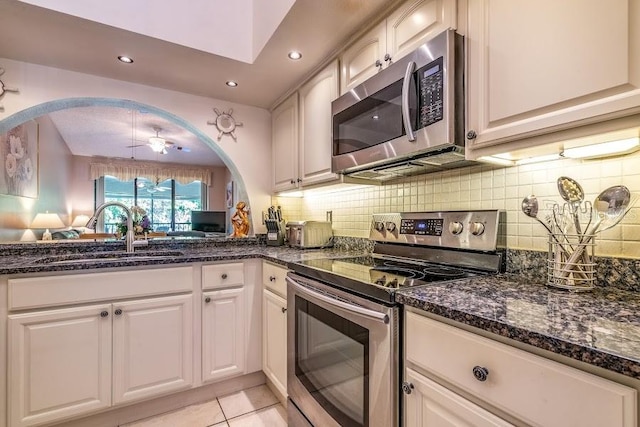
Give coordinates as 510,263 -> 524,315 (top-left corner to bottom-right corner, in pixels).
0,121 -> 38,198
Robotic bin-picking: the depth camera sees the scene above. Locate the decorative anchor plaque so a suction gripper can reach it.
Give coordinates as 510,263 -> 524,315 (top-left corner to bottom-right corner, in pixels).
207,108 -> 243,141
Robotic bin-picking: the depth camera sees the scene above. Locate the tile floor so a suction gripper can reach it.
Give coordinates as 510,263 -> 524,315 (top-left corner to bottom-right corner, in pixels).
121,384 -> 287,427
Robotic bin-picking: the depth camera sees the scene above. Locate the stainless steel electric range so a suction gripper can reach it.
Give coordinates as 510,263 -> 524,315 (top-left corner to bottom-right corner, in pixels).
286,210 -> 506,427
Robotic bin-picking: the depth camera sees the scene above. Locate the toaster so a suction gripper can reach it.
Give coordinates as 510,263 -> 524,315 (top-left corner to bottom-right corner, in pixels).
285,221 -> 333,248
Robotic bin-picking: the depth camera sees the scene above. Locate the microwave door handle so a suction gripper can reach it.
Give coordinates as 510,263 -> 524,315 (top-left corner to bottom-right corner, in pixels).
402,61 -> 417,142
286,276 -> 389,324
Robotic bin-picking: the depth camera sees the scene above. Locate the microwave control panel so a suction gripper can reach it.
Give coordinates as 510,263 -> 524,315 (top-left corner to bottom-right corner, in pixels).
417,56 -> 444,129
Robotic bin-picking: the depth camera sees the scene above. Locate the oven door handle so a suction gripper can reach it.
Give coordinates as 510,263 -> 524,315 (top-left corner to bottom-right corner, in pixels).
401,60 -> 416,142
286,276 -> 389,324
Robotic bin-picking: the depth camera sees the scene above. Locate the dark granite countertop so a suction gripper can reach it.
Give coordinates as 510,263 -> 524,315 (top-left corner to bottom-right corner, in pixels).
396,274 -> 640,380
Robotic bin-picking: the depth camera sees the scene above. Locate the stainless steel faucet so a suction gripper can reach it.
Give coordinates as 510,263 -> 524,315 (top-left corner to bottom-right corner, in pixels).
86,201 -> 135,253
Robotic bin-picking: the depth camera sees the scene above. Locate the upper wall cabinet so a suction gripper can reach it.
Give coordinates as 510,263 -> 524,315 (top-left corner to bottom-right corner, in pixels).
272,94 -> 299,192
340,0 -> 457,94
465,0 -> 640,155
299,60 -> 340,186
272,61 -> 339,192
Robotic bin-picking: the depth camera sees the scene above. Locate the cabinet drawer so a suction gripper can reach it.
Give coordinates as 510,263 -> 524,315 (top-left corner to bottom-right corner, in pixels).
202,263 -> 244,289
262,261 -> 288,297
8,267 -> 193,310
406,312 -> 637,427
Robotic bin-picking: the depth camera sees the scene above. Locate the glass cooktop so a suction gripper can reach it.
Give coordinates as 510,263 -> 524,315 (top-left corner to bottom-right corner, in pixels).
291,256 -> 485,303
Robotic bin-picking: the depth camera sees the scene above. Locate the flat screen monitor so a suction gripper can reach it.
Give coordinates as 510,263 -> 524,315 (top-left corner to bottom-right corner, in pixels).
191,210 -> 226,233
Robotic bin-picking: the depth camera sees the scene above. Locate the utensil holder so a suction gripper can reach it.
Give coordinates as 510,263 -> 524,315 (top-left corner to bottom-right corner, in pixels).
547,233 -> 596,291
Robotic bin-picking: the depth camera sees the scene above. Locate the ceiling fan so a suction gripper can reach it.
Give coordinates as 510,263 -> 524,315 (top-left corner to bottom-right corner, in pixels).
137,177 -> 170,193
127,127 -> 191,155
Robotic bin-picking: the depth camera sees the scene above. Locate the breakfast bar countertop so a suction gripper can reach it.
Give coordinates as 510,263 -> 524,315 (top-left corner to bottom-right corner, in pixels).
2,240 -> 640,383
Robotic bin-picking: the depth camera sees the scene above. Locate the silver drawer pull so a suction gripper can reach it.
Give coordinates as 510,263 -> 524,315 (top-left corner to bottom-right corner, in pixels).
472,366 -> 489,382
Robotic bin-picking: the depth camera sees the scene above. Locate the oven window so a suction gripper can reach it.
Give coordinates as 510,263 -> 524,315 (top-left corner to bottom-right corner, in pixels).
333,78 -> 417,156
295,296 -> 369,427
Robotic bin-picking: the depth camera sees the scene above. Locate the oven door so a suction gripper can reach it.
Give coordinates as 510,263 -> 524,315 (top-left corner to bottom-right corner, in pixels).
286,273 -> 399,427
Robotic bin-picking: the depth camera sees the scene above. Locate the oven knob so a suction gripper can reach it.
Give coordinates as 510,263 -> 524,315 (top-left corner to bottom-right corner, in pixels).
385,222 -> 397,232
374,221 -> 385,232
449,221 -> 463,235
470,222 -> 485,236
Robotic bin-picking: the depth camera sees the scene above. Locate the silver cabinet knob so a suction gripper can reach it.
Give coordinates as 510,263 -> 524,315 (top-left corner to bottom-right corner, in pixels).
385,222 -> 397,232
466,130 -> 477,140
205,297 -> 211,303
375,59 -> 383,69
472,366 -> 489,382
269,276 -> 276,282
470,222 -> 485,236
281,307 -> 287,314
114,309 -> 123,316
100,310 -> 109,318
384,53 -> 392,62
449,221 -> 463,235
401,381 -> 414,394
221,273 -> 228,279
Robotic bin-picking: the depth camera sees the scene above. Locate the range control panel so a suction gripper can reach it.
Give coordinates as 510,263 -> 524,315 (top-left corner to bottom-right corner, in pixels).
370,210 -> 505,252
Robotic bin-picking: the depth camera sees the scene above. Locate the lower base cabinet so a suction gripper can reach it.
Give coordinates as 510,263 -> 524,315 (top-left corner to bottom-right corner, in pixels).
8,294 -> 193,427
202,287 -> 245,382
262,289 -> 287,397
405,368 -> 512,427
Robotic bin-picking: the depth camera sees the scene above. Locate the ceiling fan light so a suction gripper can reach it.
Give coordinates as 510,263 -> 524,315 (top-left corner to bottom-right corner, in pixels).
148,136 -> 166,153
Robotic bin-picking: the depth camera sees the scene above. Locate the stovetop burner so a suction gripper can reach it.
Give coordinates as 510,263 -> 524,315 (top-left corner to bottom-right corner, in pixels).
288,210 -> 506,304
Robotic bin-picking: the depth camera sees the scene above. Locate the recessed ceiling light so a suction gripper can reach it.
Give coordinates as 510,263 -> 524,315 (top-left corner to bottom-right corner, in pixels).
288,51 -> 302,60
226,81 -> 238,87
117,55 -> 134,64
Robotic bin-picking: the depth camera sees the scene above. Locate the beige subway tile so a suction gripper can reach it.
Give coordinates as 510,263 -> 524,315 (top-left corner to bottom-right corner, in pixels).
622,241 -> 640,258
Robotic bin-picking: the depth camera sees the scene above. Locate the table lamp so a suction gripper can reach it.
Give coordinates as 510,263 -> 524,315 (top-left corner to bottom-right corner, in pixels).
71,214 -> 91,233
31,211 -> 64,240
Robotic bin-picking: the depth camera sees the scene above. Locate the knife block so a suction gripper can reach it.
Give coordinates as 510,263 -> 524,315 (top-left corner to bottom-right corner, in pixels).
265,219 -> 285,246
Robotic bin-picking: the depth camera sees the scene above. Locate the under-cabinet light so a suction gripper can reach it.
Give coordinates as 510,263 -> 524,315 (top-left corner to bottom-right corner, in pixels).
515,153 -> 562,165
477,156 -> 515,166
562,137 -> 640,159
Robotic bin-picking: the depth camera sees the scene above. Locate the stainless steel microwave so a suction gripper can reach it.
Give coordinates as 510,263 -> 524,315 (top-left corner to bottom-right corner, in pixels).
331,29 -> 469,181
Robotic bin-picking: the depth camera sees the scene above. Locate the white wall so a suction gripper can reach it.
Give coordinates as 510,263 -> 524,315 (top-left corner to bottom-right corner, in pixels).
0,57 -> 272,235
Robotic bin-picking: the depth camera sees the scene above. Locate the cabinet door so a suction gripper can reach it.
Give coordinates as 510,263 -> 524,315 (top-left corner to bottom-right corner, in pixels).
340,22 -> 387,94
262,289 -> 287,397
405,368 -> 513,427
202,287 -> 245,382
386,0 -> 457,62
112,294 -> 193,404
466,0 -> 640,152
8,304 -> 112,427
299,60 -> 340,186
272,93 -> 299,192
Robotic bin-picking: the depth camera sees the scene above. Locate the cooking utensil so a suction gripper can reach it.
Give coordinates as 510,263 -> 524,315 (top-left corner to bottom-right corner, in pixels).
522,195 -> 553,234
557,176 -> 584,234
561,185 -> 632,276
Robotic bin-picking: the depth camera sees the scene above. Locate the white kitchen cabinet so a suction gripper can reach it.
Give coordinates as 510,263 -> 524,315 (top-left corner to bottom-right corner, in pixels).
405,367 -> 513,427
8,304 -> 112,427
262,261 -> 288,401
262,289 -> 287,399
340,0 -> 457,94
404,311 -> 637,427
298,60 -> 340,186
465,0 -> 640,155
272,93 -> 299,192
202,287 -> 245,382
112,294 -> 193,404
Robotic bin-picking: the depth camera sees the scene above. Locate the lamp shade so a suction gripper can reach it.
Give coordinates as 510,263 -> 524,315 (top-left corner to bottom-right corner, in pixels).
31,212 -> 64,240
31,212 -> 64,229
71,214 -> 91,227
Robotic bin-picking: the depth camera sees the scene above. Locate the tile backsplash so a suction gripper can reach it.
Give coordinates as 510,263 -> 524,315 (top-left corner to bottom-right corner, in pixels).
273,151 -> 640,259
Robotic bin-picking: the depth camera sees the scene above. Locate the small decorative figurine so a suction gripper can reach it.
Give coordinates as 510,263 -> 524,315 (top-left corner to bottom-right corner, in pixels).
207,108 -> 243,141
230,201 -> 250,237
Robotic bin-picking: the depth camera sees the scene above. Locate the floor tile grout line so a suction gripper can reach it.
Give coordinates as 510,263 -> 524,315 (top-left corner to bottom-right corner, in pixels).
224,402 -> 282,422
217,396 -> 229,421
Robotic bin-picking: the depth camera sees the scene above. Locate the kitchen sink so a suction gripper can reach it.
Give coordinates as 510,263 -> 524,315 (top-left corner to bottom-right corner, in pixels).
40,250 -> 185,265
